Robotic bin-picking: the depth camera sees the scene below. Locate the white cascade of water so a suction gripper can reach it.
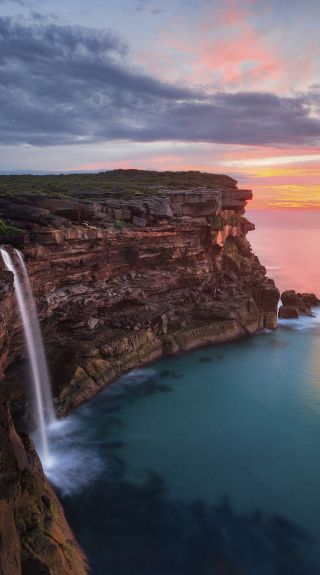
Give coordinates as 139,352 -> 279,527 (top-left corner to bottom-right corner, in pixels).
0,247 -> 55,465
15,250 -> 55,424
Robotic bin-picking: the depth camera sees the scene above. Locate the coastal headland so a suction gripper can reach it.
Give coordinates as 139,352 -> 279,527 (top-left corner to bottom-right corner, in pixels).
0,170 -> 280,574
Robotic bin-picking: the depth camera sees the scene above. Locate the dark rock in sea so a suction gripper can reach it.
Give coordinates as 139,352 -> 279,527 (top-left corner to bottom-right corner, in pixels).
281,290 -> 299,307
279,290 -> 319,319
278,305 -> 300,319
299,292 -> 320,307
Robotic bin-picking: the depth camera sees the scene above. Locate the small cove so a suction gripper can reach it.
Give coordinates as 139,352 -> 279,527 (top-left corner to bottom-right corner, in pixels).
44,312 -> 320,574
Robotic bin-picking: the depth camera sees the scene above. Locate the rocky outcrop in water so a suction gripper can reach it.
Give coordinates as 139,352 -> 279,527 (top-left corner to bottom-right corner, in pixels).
278,290 -> 320,319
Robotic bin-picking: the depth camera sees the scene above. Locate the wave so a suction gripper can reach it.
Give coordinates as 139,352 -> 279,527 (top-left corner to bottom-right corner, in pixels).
278,308 -> 320,331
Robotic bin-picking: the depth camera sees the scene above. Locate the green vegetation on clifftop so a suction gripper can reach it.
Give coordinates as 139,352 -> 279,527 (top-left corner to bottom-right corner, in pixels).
0,169 -> 237,200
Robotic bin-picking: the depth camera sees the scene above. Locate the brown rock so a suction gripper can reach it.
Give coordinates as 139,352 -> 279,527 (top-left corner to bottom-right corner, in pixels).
300,292 -> 320,307
281,290 -> 298,307
87,317 -> 99,330
297,295 -> 312,316
280,289 -> 317,318
278,305 -> 299,319
0,404 -> 88,575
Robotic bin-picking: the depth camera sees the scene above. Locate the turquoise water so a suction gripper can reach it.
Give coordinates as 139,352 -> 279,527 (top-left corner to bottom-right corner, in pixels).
46,312 -> 320,574
42,209 -> 320,574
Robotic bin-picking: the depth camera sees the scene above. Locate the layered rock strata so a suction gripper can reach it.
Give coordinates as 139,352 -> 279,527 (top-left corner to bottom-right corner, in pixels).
0,171 -> 279,415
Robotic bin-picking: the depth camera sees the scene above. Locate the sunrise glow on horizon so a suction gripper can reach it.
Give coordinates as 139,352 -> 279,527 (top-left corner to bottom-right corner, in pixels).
1,0 -> 320,208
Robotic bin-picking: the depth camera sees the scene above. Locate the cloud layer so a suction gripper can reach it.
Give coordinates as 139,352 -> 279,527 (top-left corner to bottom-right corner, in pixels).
1,16 -> 320,147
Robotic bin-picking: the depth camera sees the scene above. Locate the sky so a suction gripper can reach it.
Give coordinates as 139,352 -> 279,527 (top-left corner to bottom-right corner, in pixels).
1,0 -> 320,208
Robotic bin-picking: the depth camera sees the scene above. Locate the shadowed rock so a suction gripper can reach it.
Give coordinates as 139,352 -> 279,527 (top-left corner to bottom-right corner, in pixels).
0,403 -> 88,575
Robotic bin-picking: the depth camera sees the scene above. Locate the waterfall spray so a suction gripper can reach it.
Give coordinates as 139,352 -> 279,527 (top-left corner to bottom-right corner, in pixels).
0,247 -> 55,464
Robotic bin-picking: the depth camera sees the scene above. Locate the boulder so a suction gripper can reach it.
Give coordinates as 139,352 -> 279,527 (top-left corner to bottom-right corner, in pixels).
299,292 -> 320,307
297,295 -> 312,316
281,290 -> 298,307
278,305 -> 299,319
280,290 -> 316,318
87,317 -> 99,330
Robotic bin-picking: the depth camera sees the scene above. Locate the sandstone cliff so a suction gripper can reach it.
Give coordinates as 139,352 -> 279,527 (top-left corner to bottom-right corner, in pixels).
0,170 -> 279,574
0,170 -> 279,415
0,403 -> 88,575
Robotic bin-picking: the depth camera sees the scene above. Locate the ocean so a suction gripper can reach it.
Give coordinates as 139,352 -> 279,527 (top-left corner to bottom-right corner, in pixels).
43,209 -> 320,575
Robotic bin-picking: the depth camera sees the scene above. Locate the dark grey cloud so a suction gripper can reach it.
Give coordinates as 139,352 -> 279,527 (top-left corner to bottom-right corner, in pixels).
1,16 -> 320,147
133,1 -> 165,14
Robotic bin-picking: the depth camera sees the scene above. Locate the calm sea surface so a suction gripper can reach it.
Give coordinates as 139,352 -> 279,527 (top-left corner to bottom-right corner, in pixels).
44,209 -> 320,575
248,209 -> 320,294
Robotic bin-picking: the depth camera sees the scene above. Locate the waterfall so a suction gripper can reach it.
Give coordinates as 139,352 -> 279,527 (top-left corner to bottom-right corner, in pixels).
0,247 -> 55,464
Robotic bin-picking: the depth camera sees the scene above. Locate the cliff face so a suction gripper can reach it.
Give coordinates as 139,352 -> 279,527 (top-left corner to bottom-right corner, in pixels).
0,253 -> 88,574
0,404 -> 88,575
0,171 -> 279,574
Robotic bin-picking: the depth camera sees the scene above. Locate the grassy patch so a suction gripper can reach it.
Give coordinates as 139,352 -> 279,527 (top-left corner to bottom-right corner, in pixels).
0,170 -> 237,200
114,219 -> 127,229
0,218 -> 24,236
223,239 -> 244,267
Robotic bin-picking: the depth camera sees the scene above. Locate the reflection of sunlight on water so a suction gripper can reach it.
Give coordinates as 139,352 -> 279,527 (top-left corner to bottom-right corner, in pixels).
267,265 -> 282,271
34,368 -> 157,495
249,210 -> 320,294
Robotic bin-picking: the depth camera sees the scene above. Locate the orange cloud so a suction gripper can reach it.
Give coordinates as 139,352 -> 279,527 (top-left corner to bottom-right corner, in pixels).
66,140 -> 320,211
250,183 -> 320,209
150,1 -> 283,90
138,0 -> 318,94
